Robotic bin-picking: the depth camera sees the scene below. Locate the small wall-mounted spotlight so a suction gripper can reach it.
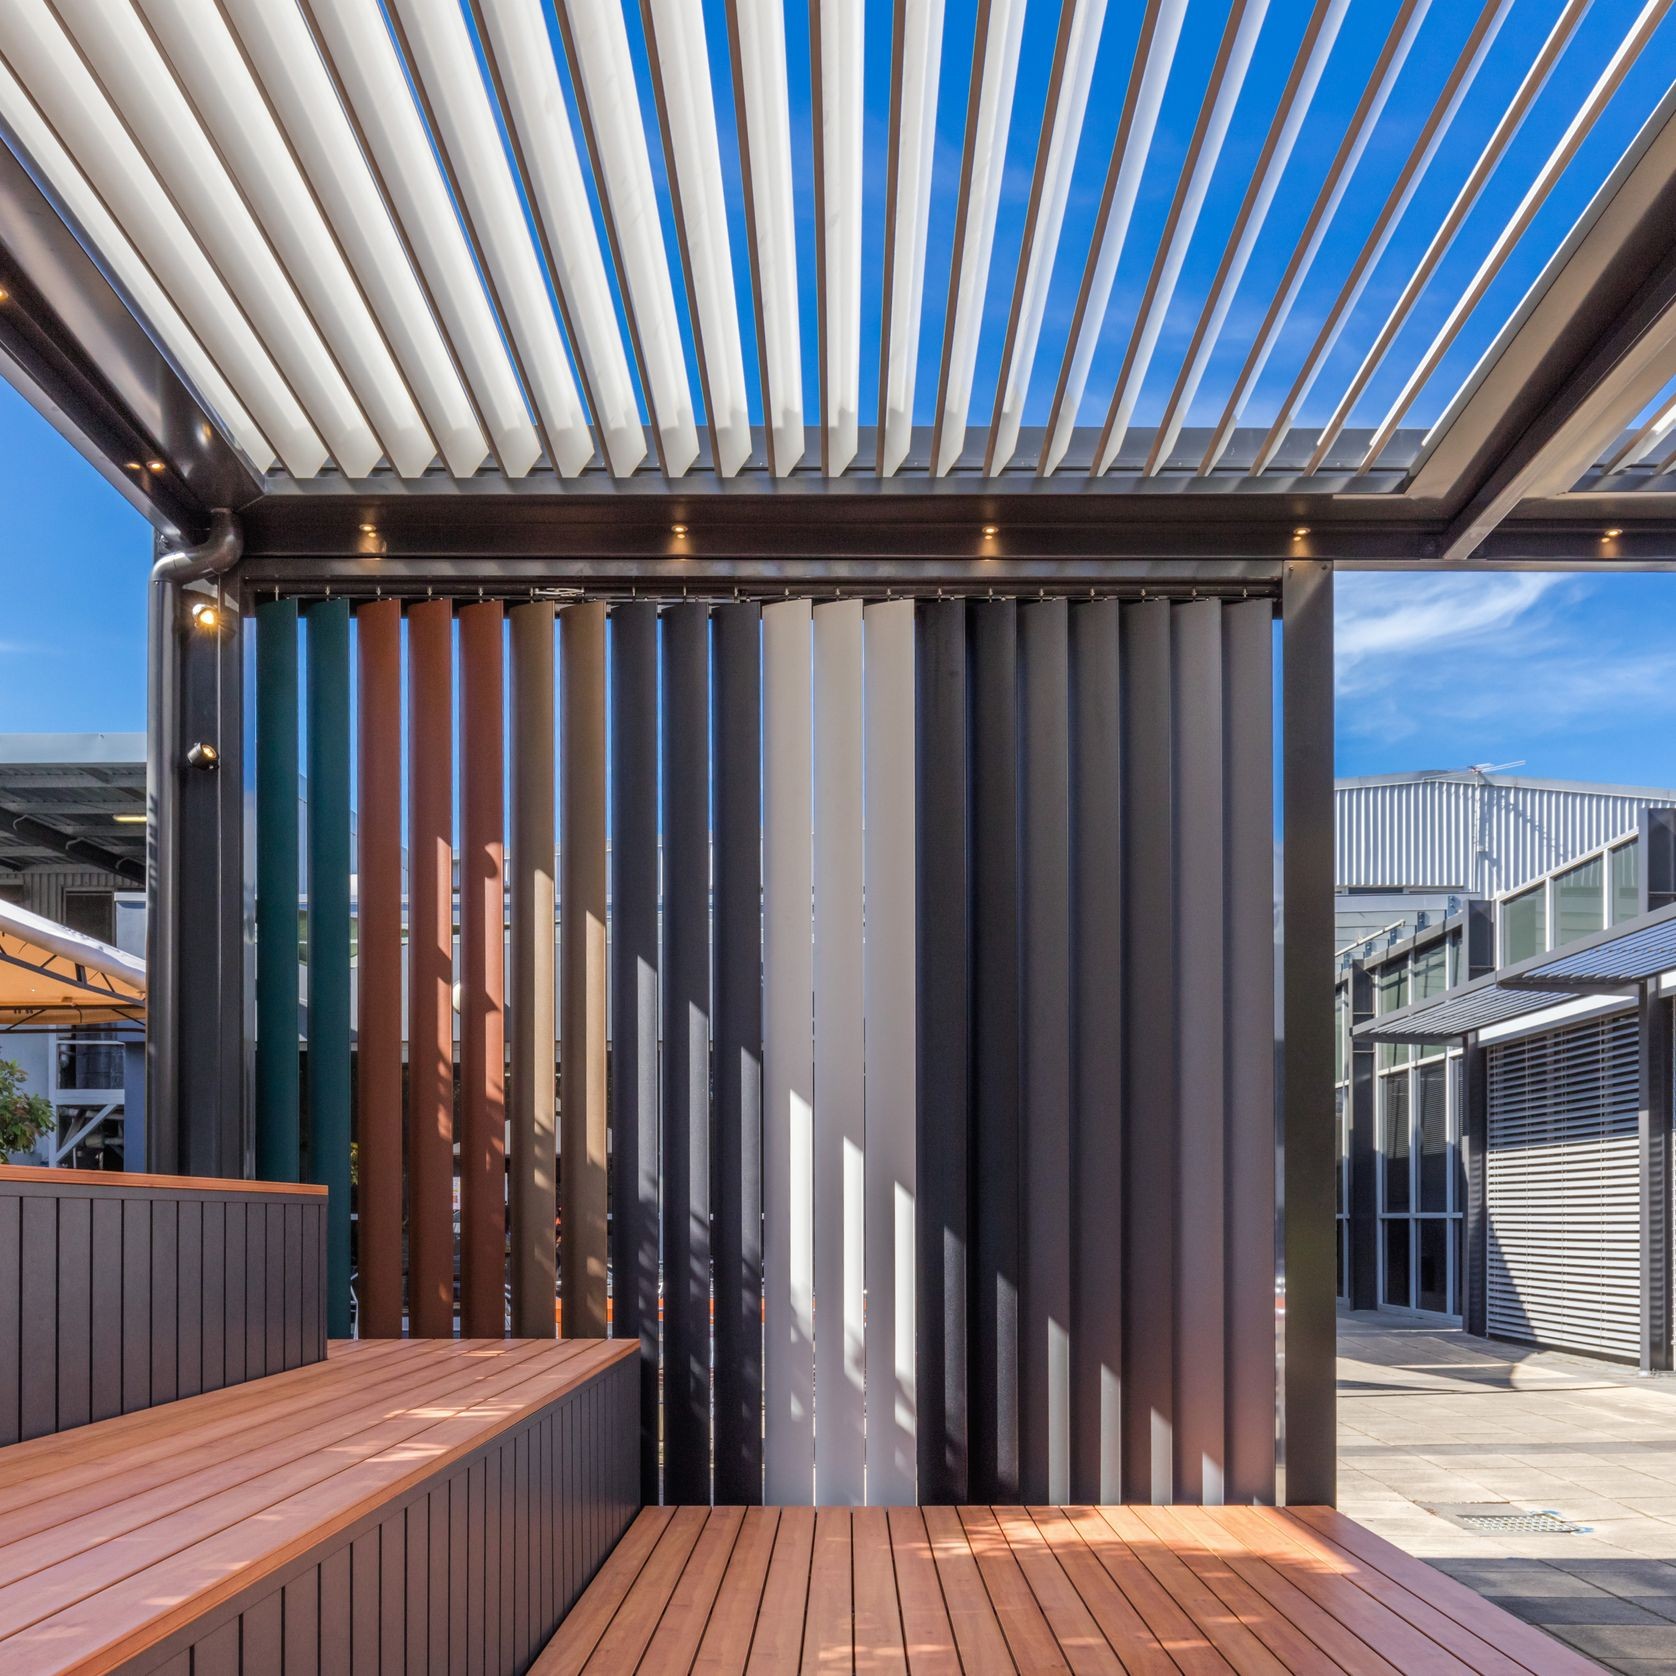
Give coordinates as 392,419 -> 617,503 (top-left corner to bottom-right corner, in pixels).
981,523 -> 1000,539
0,286 -> 11,303
190,601 -> 221,631
1603,527 -> 1623,540
1292,525 -> 1311,539
145,459 -> 166,473
670,522 -> 689,538
186,741 -> 219,771
358,522 -> 377,535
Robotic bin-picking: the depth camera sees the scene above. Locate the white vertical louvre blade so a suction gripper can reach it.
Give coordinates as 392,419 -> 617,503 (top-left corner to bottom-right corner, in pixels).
812,0 -> 863,475
878,0 -> 946,476
555,0 -> 698,477
863,600 -> 917,1506
763,599 -> 815,1505
54,0 -> 378,477
1295,0 -> 1592,478
813,598 -> 865,1503
931,0 -> 1029,477
305,0 -> 541,477
478,0 -> 647,477
1094,0 -> 1270,476
1196,0 -> 1434,478
218,0 -> 487,477
728,0 -> 803,477
1146,0 -> 1350,475
137,0 -> 438,479
1040,0 -> 1188,477
1371,0 -> 1676,472
986,0 -> 1108,478
0,8 -> 314,473
387,0 -> 594,477
643,0 -> 753,476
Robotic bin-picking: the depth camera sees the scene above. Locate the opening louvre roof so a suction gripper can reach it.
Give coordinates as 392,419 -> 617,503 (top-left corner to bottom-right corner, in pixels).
1,0 -> 1674,500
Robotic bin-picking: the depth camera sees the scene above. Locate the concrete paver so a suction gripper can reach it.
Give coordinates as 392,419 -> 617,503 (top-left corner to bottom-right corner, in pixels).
1339,1310 -> 1676,1675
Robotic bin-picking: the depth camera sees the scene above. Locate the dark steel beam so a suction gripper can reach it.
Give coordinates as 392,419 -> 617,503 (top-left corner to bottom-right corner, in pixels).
1414,86 -> 1676,554
1281,558 -> 1335,1508
1439,231 -> 1676,563
0,131 -> 261,534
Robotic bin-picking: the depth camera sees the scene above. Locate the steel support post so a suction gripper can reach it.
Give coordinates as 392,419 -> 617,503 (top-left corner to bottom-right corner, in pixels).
1281,559 -> 1335,1507
147,570 -> 245,1177
1348,965 -> 1379,1314
1640,983 -> 1673,1374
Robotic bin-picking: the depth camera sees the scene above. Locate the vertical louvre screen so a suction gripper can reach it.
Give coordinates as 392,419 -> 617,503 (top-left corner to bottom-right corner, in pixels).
248,592 -> 1281,1506
1487,1012 -> 1641,1359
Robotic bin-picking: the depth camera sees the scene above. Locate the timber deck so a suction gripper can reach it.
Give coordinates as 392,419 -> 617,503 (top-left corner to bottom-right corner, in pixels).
535,1502 -> 1601,1675
0,1335 -> 636,1674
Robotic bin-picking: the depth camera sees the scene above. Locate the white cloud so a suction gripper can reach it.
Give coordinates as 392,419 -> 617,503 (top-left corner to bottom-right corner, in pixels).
1336,572 -> 1676,750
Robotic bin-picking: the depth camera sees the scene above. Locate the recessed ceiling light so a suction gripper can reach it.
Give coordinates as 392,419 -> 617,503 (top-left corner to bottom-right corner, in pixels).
981,524 -> 999,538
1292,525 -> 1311,538
145,459 -> 165,473
670,522 -> 689,538
359,522 -> 377,535
1603,527 -> 1623,539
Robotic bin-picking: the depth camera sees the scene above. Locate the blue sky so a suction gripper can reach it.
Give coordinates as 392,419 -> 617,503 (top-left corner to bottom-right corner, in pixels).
3,0 -> 1676,789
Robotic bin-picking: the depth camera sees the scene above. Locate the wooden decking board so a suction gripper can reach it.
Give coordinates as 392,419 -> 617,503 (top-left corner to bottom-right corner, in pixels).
1163,1506 -> 1403,1676
0,1337 -> 470,1549
0,1338 -> 634,1674
849,1507 -> 906,1676
692,1507 -> 780,1674
1026,1507 -> 1178,1676
1129,1506 -> 1341,1676
884,1505 -> 959,1676
1280,1510 -> 1605,1676
1227,1507 -> 1523,1676
0,1337 -> 397,1500
1099,1506 -> 1291,1676
547,1505 -> 1591,1675
0,1339 -> 570,1627
743,1503 -> 814,1675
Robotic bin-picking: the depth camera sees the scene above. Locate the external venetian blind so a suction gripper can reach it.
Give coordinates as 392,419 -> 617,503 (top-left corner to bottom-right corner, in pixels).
1486,1012 -> 1640,1359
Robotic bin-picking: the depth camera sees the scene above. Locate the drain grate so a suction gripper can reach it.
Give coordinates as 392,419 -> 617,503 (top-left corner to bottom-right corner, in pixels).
1444,1507 -> 1586,1535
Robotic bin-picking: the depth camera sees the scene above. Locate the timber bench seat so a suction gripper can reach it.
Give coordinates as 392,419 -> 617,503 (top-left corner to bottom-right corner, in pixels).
535,1502 -> 1601,1675
0,1336 -> 636,1675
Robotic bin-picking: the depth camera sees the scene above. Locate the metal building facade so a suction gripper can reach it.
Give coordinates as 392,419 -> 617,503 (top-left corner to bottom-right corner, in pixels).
1337,774 -> 1676,896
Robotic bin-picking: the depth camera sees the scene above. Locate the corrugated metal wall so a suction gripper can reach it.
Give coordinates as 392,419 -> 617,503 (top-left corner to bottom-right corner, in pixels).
1336,777 -> 1676,894
1486,1012 -> 1641,1361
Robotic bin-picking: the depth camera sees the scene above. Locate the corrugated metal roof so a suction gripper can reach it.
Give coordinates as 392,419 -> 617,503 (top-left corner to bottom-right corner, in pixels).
1335,774 -> 1676,895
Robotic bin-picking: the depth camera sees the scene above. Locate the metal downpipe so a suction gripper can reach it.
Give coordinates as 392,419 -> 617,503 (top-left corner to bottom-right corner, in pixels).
145,509 -> 242,1172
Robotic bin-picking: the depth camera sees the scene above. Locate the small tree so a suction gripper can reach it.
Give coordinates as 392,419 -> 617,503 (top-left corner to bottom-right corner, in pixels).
0,1057 -> 54,1159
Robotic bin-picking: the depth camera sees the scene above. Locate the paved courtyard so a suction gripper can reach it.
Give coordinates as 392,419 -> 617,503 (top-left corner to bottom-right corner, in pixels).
1338,1310 -> 1676,1674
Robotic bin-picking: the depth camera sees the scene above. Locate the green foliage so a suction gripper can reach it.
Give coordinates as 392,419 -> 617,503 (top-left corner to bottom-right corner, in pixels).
0,1057 -> 55,1158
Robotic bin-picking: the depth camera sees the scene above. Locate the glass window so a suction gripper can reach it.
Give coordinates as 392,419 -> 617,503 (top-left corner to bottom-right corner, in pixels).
1382,1075 -> 1411,1214
1413,943 -> 1447,1001
1377,962 -> 1410,1068
1418,1219 -> 1449,1314
1418,1062 -> 1448,1212
1335,1088 -> 1347,1216
1334,989 -> 1347,1082
1612,843 -> 1640,924
1384,1220 -> 1411,1310
1553,856 -> 1604,948
1501,886 -> 1546,963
